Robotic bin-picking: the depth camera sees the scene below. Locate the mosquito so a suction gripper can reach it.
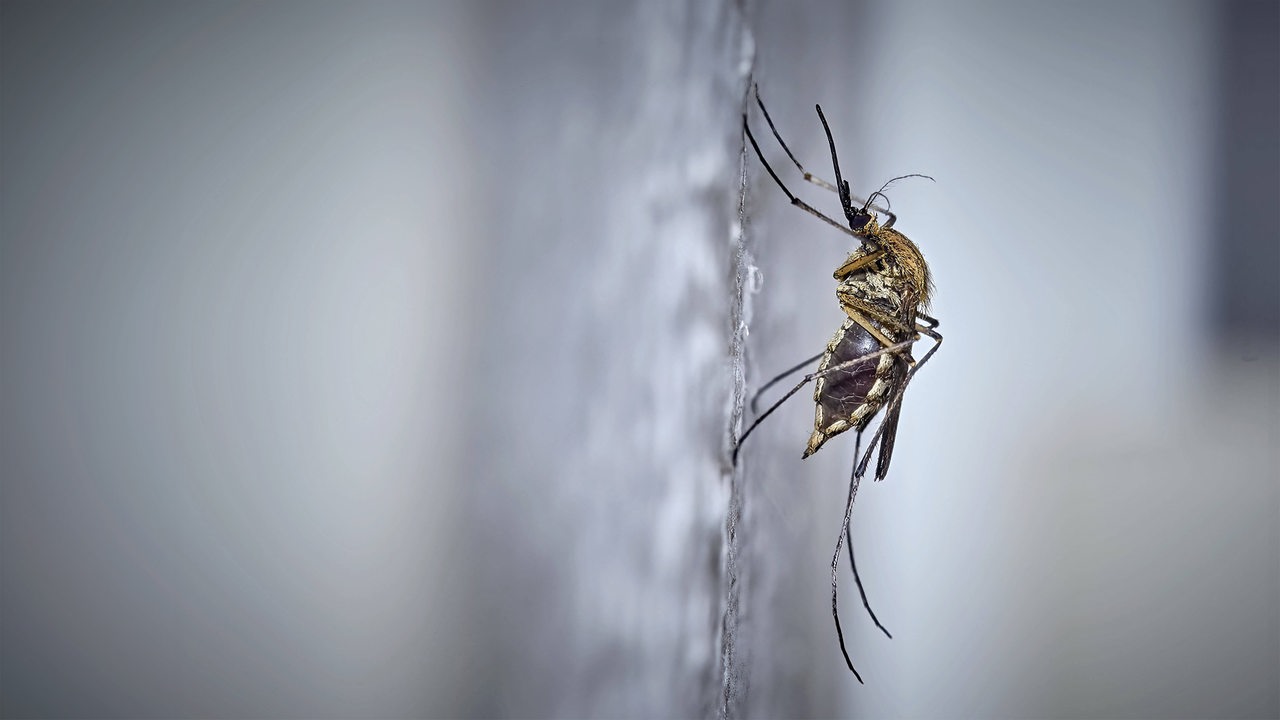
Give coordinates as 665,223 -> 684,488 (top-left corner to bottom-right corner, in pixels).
734,86 -> 943,683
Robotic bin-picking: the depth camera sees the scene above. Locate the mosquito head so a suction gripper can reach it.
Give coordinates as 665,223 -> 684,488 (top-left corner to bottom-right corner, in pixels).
847,198 -> 877,233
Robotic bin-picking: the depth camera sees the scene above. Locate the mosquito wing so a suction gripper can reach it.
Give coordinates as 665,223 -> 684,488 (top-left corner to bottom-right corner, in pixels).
872,297 -> 920,480
872,357 -> 911,481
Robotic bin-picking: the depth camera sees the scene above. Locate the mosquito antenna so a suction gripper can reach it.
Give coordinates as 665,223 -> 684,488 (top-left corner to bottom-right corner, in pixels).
863,173 -> 934,207
883,173 -> 935,190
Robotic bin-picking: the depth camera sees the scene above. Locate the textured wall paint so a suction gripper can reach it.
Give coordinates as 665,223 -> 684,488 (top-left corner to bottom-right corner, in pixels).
463,3 -> 754,716
1,0 -> 762,717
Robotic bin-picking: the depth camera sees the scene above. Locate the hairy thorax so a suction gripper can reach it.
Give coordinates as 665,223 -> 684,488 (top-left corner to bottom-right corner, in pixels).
835,221 -> 933,315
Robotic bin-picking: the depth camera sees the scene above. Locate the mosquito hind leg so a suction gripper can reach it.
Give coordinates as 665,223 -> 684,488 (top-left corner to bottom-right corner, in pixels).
832,429 -> 870,682
848,523 -> 892,639
844,429 -> 893,639
750,352 -> 823,414
733,366 -> 813,466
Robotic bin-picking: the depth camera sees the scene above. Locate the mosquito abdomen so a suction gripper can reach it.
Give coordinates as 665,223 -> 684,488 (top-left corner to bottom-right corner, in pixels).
806,320 -> 895,457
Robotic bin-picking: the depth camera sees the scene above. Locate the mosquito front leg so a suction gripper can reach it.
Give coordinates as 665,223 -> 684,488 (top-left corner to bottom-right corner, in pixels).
752,85 -> 897,225
744,117 -> 856,238
754,85 -> 838,194
834,249 -> 887,279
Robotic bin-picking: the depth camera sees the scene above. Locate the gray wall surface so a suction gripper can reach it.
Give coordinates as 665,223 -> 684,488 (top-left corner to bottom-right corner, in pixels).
1,1 -> 1276,718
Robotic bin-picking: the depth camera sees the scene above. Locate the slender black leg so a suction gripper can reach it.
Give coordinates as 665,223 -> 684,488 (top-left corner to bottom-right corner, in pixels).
848,506 -> 893,639
829,328 -> 943,676
744,117 -> 855,238
753,85 -> 897,226
831,431 -> 866,682
750,352 -> 823,414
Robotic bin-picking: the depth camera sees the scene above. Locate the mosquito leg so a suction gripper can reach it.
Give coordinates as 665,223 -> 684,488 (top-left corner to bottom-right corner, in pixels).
751,352 -> 823,414
752,85 -> 895,224
744,116 -> 856,238
915,323 -> 943,348
754,85 -> 838,194
845,429 -> 893,639
832,430 -> 867,682
733,371 -> 812,465
848,521 -> 892,638
836,294 -> 914,337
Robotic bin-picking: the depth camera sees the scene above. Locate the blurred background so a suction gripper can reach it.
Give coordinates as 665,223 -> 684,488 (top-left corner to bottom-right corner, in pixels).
1,1 -> 1275,718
